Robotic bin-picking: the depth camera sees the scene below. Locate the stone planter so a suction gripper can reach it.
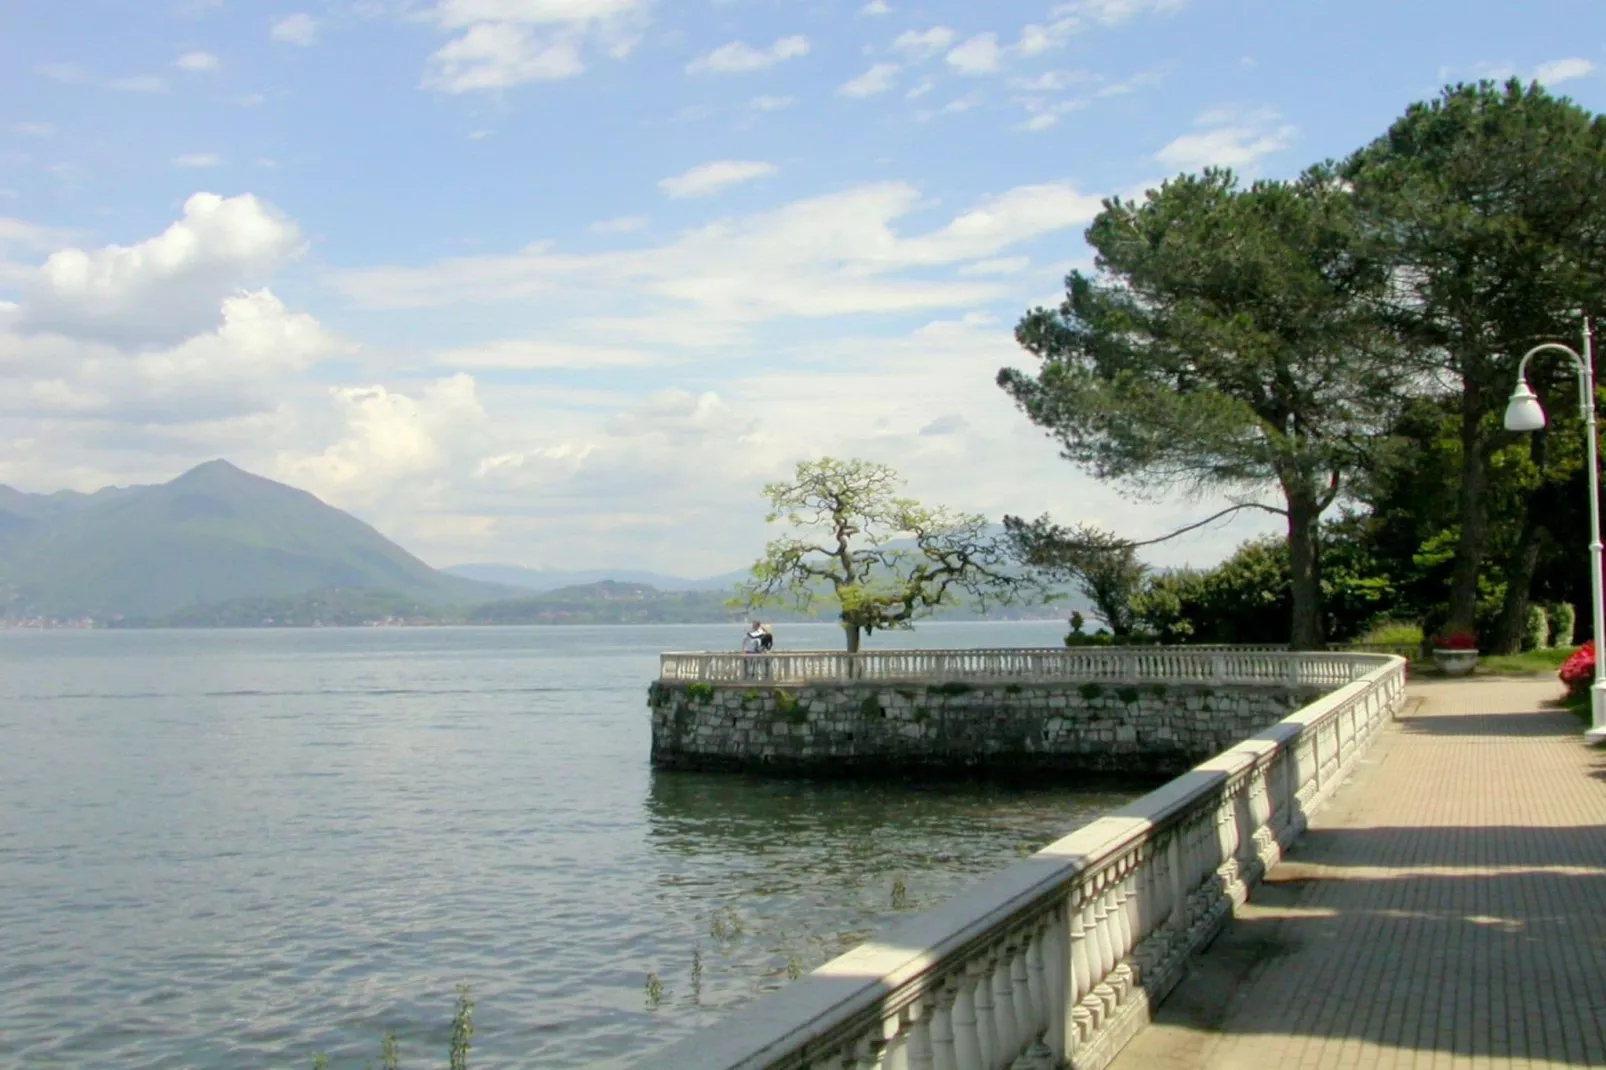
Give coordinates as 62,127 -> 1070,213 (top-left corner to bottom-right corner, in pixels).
1432,648 -> 1479,676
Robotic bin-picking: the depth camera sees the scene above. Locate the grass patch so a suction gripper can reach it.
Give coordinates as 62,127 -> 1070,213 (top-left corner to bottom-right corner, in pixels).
1562,689 -> 1591,723
1476,646 -> 1578,676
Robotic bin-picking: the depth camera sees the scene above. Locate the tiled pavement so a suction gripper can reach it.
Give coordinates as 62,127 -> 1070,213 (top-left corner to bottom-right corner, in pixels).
1109,678 -> 1606,1070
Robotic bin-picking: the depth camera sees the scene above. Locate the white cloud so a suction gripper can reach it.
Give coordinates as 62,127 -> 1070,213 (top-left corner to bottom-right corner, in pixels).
839,63 -> 900,98
946,34 -> 1002,75
174,51 -> 221,72
1155,108 -> 1295,174
331,178 -> 1103,326
271,13 -> 319,46
861,0 -> 892,14
418,0 -> 649,92
1013,0 -> 1185,60
18,192 -> 306,346
906,78 -> 935,100
1535,57 -> 1596,85
0,289 -> 340,424
432,339 -> 656,369
748,94 -> 794,112
173,153 -> 222,168
281,375 -> 488,510
658,159 -> 778,198
958,256 -> 1030,276
13,122 -> 57,137
687,35 -> 810,75
590,214 -> 648,234
890,27 -> 956,61
423,23 -> 584,90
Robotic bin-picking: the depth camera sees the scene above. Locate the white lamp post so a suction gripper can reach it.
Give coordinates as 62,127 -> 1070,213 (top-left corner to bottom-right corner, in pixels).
1503,316 -> 1606,745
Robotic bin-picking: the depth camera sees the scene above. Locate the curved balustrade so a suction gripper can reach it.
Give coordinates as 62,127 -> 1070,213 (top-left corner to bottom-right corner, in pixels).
659,647 -> 1383,690
639,653 -> 1406,1070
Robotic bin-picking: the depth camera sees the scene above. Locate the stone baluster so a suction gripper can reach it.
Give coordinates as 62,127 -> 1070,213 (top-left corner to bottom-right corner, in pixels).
1018,926 -> 1044,1053
991,946 -> 1019,1063
950,973 -> 984,1070
970,959 -> 999,1068
929,984 -> 958,1070
905,997 -> 935,1070
1063,898 -> 1092,1048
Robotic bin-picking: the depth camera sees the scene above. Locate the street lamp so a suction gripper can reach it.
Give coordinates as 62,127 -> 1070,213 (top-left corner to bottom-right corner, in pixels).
1503,316 -> 1606,745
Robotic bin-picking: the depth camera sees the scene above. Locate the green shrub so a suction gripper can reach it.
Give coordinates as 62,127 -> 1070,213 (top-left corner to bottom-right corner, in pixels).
1356,619 -> 1424,646
1079,682 -> 1104,701
1116,686 -> 1141,704
1551,602 -> 1577,647
1523,604 -> 1551,652
774,689 -> 806,723
687,682 -> 715,704
860,693 -> 884,718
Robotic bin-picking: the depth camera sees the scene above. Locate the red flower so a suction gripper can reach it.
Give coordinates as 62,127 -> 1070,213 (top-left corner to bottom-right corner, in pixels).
1560,641 -> 1595,693
1433,631 -> 1478,651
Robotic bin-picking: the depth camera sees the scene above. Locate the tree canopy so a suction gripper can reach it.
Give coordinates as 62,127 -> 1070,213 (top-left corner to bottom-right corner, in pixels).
1343,79 -> 1606,634
998,167 -> 1397,649
736,458 -> 1044,652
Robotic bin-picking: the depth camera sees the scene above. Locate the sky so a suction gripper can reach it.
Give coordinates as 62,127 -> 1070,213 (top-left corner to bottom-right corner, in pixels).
2,0 -> 1605,579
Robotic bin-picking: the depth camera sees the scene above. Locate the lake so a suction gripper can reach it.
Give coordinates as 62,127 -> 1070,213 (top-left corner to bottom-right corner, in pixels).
0,622 -> 1146,1069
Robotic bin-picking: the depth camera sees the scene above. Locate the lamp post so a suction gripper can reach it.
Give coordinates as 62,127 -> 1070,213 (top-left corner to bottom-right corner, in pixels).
1503,316 -> 1606,745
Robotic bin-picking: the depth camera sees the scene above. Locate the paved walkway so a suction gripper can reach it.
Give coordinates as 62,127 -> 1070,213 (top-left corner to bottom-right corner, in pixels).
1111,678 -> 1606,1070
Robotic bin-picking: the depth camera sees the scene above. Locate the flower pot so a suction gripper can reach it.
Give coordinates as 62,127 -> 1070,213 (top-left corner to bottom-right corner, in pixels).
1432,648 -> 1479,676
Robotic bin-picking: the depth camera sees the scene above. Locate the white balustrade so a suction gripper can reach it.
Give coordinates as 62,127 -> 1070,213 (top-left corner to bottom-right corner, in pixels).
639,653 -> 1406,1070
659,646 -> 1383,689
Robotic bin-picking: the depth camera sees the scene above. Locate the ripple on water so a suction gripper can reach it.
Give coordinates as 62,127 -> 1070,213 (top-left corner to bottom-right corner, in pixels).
0,623 -> 1147,1069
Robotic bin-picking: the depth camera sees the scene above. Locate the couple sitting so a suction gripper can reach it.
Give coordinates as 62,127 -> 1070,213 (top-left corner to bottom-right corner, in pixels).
741,621 -> 774,654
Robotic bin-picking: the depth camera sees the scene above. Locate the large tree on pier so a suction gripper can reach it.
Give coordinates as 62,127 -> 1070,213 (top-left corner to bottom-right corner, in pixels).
736,458 -> 1043,652
998,167 -> 1397,650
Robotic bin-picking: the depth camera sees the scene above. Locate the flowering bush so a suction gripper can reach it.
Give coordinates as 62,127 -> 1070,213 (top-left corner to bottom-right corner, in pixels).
1432,630 -> 1478,651
1560,641 -> 1595,695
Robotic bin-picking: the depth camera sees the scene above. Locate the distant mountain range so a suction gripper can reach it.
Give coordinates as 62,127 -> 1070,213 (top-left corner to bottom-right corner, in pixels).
444,562 -> 748,593
0,461 -> 1082,628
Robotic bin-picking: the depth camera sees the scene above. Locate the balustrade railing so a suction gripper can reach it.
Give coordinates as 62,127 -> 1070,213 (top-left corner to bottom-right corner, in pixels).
639,653 -> 1406,1070
659,647 -> 1381,689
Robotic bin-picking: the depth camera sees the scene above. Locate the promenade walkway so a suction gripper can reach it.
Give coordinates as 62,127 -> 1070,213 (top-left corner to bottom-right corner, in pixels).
1111,678 -> 1606,1070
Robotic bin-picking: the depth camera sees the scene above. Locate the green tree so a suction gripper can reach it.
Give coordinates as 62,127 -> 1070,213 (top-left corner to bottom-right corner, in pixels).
999,168 -> 1395,649
735,458 -> 1041,652
1343,79 -> 1606,636
1002,517 -> 1146,636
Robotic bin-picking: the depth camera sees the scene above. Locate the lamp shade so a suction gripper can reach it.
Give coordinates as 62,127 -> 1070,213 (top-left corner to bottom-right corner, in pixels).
1504,382 -> 1547,432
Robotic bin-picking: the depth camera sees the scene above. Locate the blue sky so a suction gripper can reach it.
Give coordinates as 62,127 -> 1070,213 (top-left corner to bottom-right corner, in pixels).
2,0 -> 1604,576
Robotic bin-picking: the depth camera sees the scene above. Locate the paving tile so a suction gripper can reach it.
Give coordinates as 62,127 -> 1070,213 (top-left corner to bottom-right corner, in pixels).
1109,679 -> 1606,1070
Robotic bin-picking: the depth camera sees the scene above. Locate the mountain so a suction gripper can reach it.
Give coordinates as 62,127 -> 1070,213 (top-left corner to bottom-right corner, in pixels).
445,563 -> 747,593
463,580 -> 753,625
0,460 -> 512,620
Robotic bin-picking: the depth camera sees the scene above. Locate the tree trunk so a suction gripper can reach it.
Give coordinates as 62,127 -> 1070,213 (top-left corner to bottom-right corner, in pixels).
1285,483 -> 1325,652
843,621 -> 862,653
1445,387 -> 1489,636
1491,433 -> 1550,655
1491,522 -> 1544,654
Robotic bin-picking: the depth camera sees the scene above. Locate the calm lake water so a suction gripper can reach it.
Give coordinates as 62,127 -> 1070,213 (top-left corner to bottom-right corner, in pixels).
0,622 -> 1145,1069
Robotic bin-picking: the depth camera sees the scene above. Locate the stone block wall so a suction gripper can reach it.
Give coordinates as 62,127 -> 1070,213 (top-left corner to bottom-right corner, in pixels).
648,678 -> 1327,777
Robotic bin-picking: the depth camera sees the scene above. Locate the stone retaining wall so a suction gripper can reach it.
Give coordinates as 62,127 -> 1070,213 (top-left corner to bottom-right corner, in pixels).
648,678 -> 1327,777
